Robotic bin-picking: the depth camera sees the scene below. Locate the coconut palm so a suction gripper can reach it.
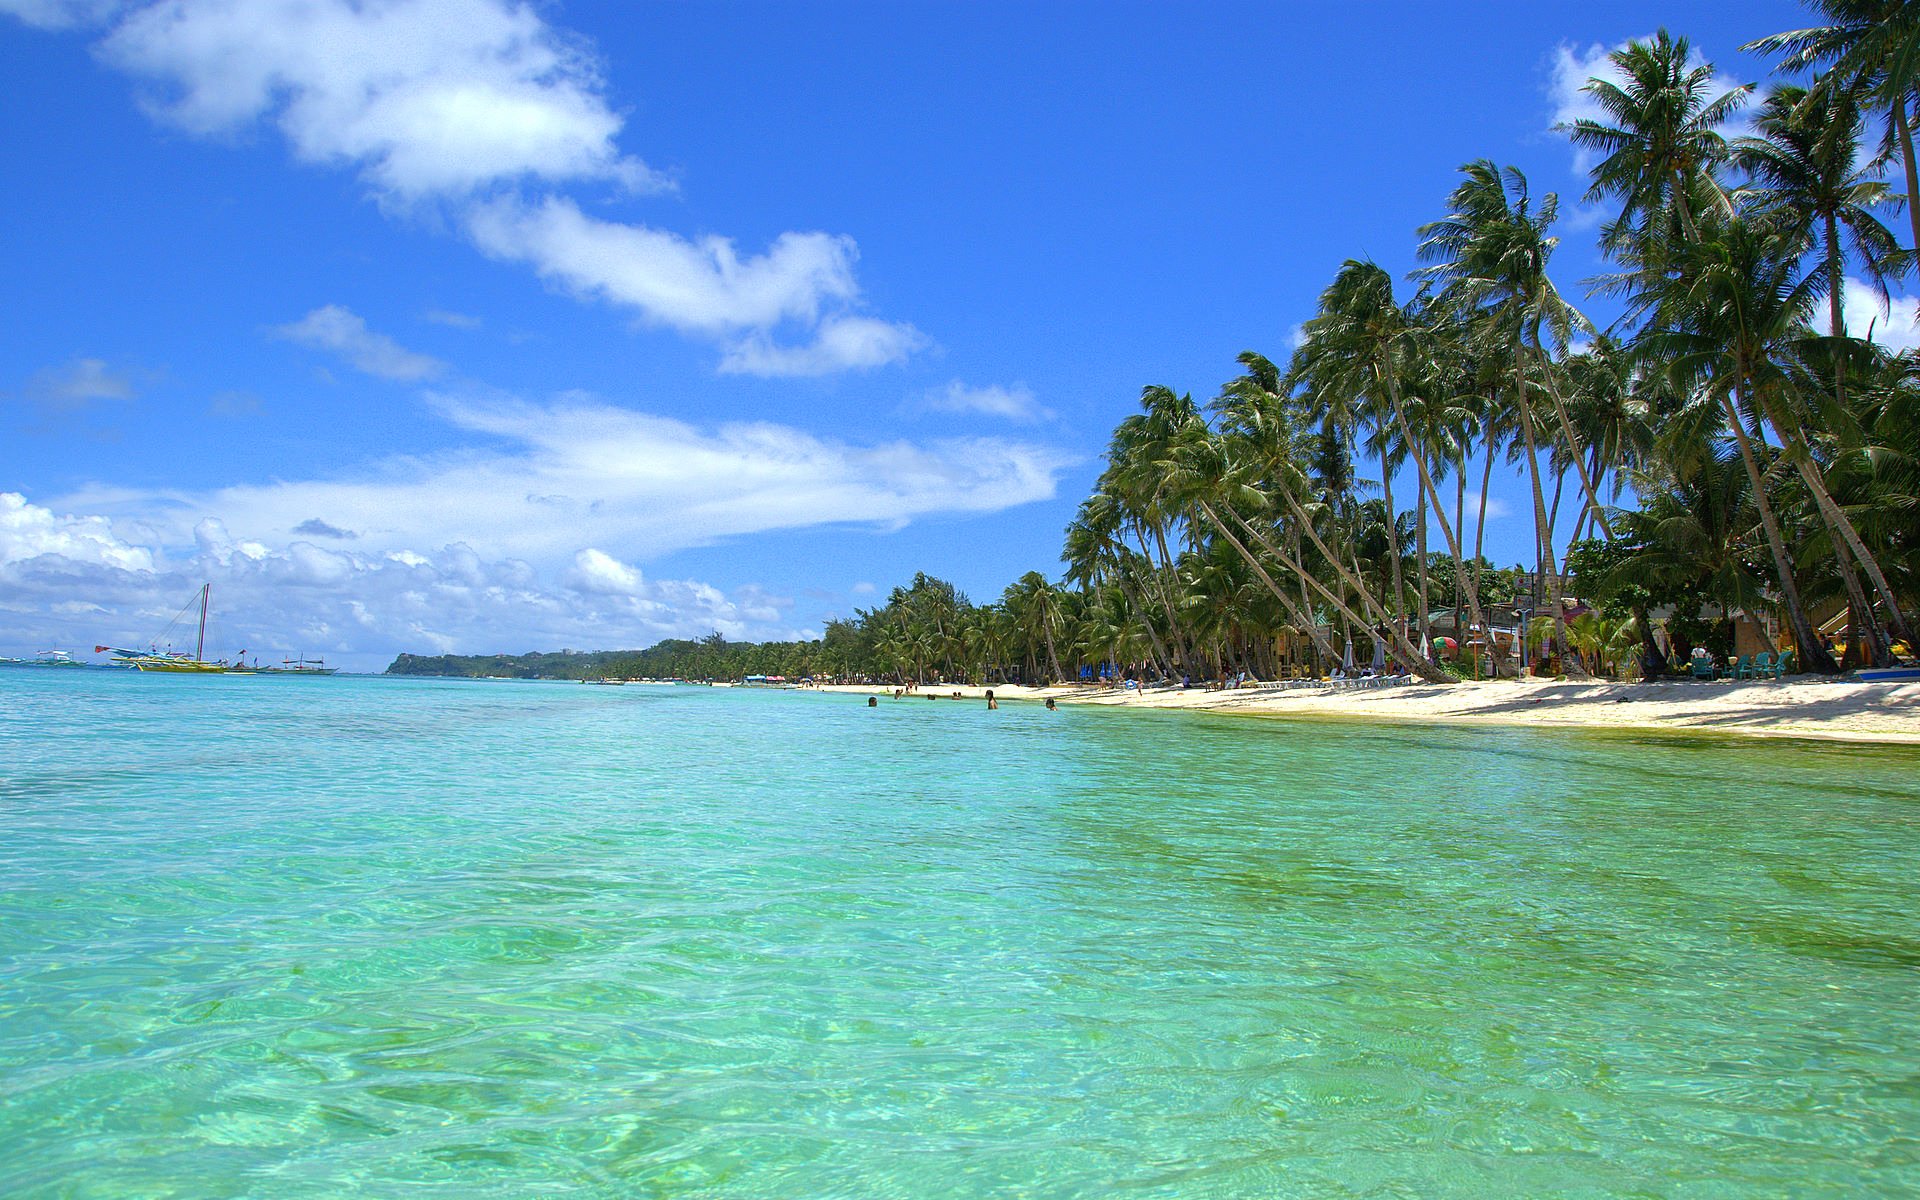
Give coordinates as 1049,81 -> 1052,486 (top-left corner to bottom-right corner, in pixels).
1735,83 -> 1910,366
1291,261 -> 1503,667
1416,161 -> 1602,675
1560,30 -> 1751,264
1746,0 -> 1920,256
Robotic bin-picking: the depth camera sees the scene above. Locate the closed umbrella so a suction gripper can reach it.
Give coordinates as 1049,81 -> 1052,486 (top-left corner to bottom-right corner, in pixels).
1342,636 -> 1354,672
1371,636 -> 1386,673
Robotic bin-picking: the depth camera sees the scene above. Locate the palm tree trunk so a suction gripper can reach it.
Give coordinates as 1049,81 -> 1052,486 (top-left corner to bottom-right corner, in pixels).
1380,373 -> 1501,674
1783,442 -> 1914,654
1379,447 -> 1405,642
1516,353 -> 1587,679
1416,479 -> 1431,650
1719,389 -> 1837,673
1533,342 -> 1614,540
1257,490 -> 1453,684
1898,98 -> 1920,260
1195,499 -> 1338,664
1473,423 -> 1496,610
1221,499 -> 1443,683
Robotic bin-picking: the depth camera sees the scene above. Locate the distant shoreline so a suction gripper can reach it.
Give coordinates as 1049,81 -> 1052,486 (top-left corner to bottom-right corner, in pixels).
813,678 -> 1920,745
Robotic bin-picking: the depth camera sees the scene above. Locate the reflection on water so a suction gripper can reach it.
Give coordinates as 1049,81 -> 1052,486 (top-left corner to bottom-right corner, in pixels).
3,672 -> 1918,1197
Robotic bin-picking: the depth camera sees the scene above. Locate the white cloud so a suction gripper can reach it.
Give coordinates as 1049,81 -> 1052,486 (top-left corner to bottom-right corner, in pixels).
18,0 -> 915,374
467,196 -> 905,343
61,392 -> 1069,563
1842,278 -> 1920,353
16,391 -> 1069,665
850,581 -> 876,595
274,305 -> 445,380
424,308 -> 482,329
0,520 -> 831,671
0,492 -> 156,571
98,0 -> 658,199
0,0 -> 121,30
567,547 -> 643,595
718,316 -> 927,378
22,357 -> 139,410
917,380 -> 1051,424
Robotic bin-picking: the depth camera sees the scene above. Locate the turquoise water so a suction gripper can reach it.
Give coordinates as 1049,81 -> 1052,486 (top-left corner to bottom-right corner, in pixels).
3,671 -> 1918,1198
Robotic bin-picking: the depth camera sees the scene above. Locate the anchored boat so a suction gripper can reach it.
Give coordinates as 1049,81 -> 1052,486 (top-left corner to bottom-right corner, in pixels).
97,584 -> 230,673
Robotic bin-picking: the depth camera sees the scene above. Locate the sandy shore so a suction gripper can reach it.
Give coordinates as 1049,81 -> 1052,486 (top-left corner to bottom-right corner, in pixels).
815,675 -> 1920,744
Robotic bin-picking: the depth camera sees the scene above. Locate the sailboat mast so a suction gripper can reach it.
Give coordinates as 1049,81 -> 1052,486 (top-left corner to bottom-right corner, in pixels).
196,584 -> 209,662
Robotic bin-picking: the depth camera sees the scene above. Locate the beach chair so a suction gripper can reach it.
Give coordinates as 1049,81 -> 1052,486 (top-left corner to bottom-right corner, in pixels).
1746,651 -> 1775,680
1775,649 -> 1796,677
1688,656 -> 1717,680
1727,654 -> 1752,679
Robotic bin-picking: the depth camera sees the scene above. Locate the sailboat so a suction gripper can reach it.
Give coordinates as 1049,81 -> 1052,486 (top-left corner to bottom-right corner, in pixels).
96,584 -> 230,673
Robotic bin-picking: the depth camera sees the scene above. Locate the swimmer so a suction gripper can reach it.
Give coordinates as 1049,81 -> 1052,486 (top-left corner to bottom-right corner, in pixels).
867,696 -> 877,707
985,689 -> 997,710
1044,697 -> 1057,711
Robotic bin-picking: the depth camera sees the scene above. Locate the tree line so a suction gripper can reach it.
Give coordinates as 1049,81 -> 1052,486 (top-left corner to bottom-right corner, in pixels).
394,5 -> 1917,687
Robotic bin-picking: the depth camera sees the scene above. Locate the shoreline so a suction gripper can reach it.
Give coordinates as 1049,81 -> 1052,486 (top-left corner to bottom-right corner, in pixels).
815,676 -> 1920,745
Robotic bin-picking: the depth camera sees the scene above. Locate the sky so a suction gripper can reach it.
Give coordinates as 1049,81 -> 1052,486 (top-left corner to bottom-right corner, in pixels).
3,0 -> 1914,671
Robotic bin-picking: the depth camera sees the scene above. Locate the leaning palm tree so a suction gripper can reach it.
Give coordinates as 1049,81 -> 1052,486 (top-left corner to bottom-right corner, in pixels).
1292,261 -> 1502,669
1637,212 -> 1848,671
1746,0 -> 1920,257
1415,161 -> 1599,675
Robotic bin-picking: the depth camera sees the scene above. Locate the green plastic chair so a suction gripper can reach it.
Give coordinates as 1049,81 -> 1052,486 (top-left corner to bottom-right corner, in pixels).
1747,651 -> 1775,680
1689,656 -> 1717,680
1728,654 -> 1753,679
1772,649 -> 1796,678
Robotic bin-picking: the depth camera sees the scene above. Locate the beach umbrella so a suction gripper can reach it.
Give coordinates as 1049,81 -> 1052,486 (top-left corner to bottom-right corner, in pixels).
1371,637 -> 1386,672
1342,636 -> 1354,671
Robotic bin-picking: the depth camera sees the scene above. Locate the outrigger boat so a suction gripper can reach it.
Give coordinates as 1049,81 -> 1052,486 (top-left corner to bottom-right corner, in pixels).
260,656 -> 337,676
96,584 -> 230,673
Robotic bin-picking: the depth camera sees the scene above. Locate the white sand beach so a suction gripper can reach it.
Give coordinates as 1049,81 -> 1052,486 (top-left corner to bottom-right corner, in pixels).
821,676 -> 1920,744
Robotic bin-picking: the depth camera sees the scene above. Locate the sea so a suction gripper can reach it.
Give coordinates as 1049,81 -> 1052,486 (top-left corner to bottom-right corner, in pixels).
3,669 -> 1918,1198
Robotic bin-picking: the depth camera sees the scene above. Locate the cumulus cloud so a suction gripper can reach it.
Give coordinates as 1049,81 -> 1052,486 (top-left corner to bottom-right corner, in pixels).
0,513 -> 827,671
10,0 -> 918,374
567,546 -> 643,595
274,305 -> 445,381
0,491 -> 155,571
718,316 -> 927,377
15,392 -> 1069,665
468,197 -> 921,372
96,0 -> 659,199
58,392 -> 1068,563
1842,278 -> 1920,353
22,357 -> 139,411
916,380 -> 1051,424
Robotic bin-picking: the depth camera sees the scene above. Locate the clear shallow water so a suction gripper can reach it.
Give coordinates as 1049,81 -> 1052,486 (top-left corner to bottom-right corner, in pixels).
3,671 -> 1918,1198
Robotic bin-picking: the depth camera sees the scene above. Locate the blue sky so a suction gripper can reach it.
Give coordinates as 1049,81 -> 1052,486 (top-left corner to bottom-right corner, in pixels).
3,0 -> 1910,670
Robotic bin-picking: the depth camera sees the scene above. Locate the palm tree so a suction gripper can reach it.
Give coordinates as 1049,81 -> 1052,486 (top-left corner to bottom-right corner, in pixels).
1416,161 -> 1600,675
1735,83 -> 1909,378
1637,213 -> 1845,671
1747,0 -> 1920,257
1560,30 -> 1751,263
1291,261 -> 1503,667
